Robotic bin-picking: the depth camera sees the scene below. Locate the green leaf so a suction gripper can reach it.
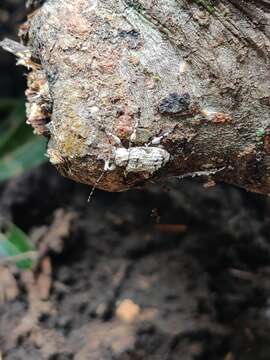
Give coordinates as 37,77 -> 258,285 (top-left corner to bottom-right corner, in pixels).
0,100 -> 26,153
0,136 -> 47,182
0,98 -> 19,113
0,223 -> 36,269
0,98 -> 48,182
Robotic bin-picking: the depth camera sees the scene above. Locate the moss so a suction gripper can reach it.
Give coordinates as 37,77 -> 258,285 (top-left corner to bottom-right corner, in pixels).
142,68 -> 162,83
59,131 -> 87,158
194,0 -> 215,14
152,74 -> 161,82
256,128 -> 265,138
125,1 -> 146,13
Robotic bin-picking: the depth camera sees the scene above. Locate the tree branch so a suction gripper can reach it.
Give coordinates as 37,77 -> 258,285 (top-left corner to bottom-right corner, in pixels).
2,0 -> 270,193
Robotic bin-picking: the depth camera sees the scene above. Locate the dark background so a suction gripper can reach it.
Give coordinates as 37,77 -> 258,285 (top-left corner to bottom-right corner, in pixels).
0,0 -> 26,97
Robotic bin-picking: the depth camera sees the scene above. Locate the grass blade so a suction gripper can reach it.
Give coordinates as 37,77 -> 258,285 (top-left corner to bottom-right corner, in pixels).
0,136 -> 47,182
0,223 -> 36,269
0,98 -> 48,182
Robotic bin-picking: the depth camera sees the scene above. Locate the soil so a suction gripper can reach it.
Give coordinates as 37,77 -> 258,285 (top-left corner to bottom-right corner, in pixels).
2,2 -> 270,359
1,167 -> 270,360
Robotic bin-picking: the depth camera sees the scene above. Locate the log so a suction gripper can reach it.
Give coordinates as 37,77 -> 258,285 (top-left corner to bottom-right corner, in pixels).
1,0 -> 270,193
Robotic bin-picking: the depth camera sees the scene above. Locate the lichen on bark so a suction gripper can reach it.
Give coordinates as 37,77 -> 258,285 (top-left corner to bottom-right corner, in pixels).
2,0 -> 270,193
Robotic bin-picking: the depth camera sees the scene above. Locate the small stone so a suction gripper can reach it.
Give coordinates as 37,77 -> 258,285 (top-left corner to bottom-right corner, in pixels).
116,299 -> 140,323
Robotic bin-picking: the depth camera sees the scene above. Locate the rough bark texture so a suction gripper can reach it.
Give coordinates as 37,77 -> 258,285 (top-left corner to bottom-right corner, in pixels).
3,0 -> 270,192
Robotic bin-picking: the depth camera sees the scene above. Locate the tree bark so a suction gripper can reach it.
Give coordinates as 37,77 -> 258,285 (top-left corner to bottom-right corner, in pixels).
2,0 -> 270,193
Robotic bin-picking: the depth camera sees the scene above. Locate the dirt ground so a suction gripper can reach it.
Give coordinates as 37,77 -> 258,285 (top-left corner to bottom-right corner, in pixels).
2,1 -> 270,359
1,168 -> 270,360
